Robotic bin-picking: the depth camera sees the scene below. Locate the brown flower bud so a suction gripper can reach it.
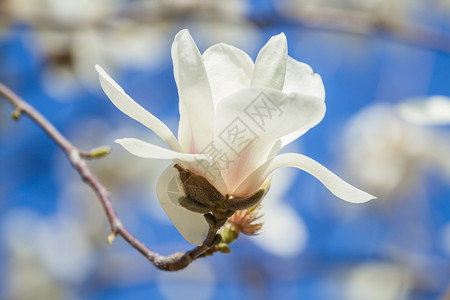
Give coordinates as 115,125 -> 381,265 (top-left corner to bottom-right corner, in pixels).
174,164 -> 224,209
178,196 -> 214,214
223,189 -> 265,211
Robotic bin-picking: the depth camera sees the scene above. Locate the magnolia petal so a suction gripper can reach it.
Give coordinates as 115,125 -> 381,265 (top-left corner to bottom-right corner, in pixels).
234,153 -> 376,203
171,29 -> 215,153
213,87 -> 325,192
95,65 -> 182,152
279,57 -> 326,148
283,57 -> 325,100
157,164 -> 209,246
202,43 -> 254,105
116,138 -> 211,163
251,33 -> 287,90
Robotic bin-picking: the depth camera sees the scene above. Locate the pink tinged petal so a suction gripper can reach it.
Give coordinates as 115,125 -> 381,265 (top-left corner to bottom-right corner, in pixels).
234,153 -> 376,203
115,138 -> 212,163
171,29 -> 215,153
95,65 -> 182,152
202,43 -> 254,105
213,87 -> 325,193
157,165 -> 209,246
251,33 -> 288,90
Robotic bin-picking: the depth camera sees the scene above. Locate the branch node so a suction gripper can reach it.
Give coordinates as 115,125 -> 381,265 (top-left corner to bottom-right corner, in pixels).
112,219 -> 122,230
69,149 -> 81,165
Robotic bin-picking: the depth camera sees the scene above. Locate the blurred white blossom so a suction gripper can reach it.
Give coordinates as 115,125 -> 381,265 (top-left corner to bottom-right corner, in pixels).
3,208 -> 94,300
397,96 -> 450,125
0,0 -> 256,99
345,262 -> 413,300
341,104 -> 450,198
274,0 -> 412,27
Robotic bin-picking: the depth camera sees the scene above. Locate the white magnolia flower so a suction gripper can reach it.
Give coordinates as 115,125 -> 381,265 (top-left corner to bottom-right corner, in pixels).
96,29 -> 375,245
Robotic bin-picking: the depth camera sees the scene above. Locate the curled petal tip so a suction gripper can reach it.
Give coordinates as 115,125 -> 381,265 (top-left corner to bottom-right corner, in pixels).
175,28 -> 191,39
276,32 -> 286,39
351,193 -> 377,204
271,32 -> 287,44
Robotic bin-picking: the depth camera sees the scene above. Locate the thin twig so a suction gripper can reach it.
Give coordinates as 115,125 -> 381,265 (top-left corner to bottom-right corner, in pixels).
0,82 -> 220,271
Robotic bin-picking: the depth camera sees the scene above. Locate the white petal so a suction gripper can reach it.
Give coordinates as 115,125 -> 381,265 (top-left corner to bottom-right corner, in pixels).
397,96 -> 450,125
115,138 -> 211,163
171,29 -> 215,153
251,33 -> 287,90
202,43 -> 254,105
212,87 -> 325,192
234,153 -> 376,203
95,65 -> 182,152
283,57 -> 325,100
273,57 -> 325,149
156,164 -> 209,246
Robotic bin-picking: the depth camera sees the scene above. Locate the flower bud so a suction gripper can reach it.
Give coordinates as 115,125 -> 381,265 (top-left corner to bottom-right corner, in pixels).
178,196 -> 214,214
107,232 -> 116,245
223,189 -> 265,211
217,243 -> 231,254
174,164 -> 224,208
220,225 -> 239,244
89,146 -> 111,158
11,109 -> 21,121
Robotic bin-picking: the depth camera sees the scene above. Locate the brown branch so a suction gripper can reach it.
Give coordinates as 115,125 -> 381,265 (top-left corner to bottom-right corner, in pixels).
0,82 -> 222,271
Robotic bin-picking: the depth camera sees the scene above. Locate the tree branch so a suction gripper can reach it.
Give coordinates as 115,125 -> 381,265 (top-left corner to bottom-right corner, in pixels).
0,82 -> 221,271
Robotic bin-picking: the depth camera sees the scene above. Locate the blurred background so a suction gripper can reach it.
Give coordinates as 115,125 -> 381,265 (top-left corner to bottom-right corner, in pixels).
1,0 -> 450,299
